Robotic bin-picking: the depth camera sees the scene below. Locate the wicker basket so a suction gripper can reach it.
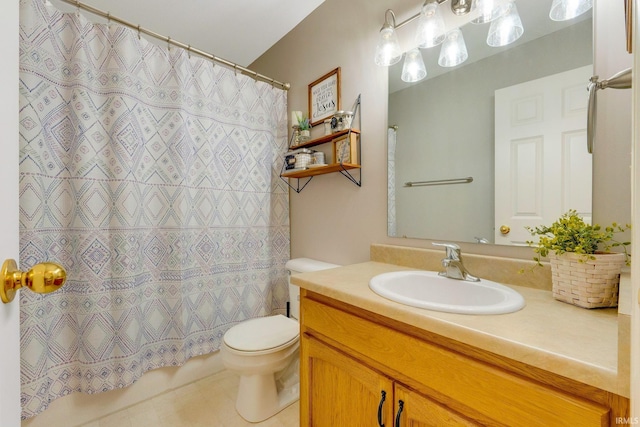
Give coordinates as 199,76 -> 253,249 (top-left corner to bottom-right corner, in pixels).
548,251 -> 626,309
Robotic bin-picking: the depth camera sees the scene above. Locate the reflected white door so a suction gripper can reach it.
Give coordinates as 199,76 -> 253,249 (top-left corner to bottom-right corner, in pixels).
494,65 -> 593,245
0,3 -> 21,426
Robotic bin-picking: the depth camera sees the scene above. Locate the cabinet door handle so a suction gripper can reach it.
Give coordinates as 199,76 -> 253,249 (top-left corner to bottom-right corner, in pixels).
394,400 -> 404,427
377,390 -> 386,427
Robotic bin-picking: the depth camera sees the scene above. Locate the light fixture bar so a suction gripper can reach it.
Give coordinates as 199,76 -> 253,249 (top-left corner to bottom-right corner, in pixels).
394,0 -> 448,30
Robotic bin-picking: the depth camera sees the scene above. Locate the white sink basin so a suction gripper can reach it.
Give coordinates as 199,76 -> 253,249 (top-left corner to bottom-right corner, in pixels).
369,270 -> 525,315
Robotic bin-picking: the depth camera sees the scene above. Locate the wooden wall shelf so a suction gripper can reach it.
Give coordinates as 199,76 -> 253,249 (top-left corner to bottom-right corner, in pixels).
281,163 -> 360,179
290,129 -> 360,151
280,95 -> 361,193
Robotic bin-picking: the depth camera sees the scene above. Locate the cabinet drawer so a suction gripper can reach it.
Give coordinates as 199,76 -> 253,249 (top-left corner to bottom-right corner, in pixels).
301,296 -> 610,426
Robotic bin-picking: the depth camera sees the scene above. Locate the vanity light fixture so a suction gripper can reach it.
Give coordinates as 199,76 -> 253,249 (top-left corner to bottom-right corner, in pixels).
438,28 -> 469,67
451,0 -> 473,16
549,0 -> 593,22
471,0 -> 508,24
374,0 -> 514,80
401,48 -> 428,82
415,1 -> 446,48
486,0 -> 524,47
375,0 -> 597,81
375,9 -> 403,66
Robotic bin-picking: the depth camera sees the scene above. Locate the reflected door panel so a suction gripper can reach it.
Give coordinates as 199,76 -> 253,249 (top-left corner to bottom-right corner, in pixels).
494,65 -> 593,245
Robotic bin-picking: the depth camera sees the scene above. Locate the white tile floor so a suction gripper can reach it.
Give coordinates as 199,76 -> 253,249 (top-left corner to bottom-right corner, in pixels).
77,370 -> 299,427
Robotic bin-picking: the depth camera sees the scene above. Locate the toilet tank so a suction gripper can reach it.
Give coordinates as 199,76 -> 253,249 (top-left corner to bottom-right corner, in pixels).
285,258 -> 339,320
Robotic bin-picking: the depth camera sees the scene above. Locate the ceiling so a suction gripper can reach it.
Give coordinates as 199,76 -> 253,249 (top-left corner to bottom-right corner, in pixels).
52,0 -> 325,67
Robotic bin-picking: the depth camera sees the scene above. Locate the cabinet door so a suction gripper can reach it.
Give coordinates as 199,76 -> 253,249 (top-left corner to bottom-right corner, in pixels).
394,384 -> 480,427
301,334 -> 393,427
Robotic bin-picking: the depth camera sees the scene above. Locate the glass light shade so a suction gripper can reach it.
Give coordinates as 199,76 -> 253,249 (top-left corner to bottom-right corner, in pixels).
471,0 -> 508,24
401,48 -> 427,83
415,1 -> 446,48
438,28 -> 468,67
375,26 -> 402,66
549,0 -> 592,21
486,1 -> 524,47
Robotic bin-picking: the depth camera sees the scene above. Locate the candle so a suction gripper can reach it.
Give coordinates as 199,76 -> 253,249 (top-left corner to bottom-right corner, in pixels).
291,111 -> 302,127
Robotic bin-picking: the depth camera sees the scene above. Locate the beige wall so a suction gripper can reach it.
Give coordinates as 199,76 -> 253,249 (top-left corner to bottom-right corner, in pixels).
252,0 -> 633,266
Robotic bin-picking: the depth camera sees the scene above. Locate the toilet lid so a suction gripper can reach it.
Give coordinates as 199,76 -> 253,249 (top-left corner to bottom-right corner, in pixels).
224,314 -> 299,352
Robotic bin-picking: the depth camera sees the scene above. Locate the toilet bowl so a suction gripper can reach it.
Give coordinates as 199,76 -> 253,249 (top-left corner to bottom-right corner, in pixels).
221,258 -> 339,423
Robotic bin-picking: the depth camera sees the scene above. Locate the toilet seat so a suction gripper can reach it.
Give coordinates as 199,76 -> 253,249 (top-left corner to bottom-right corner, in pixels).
224,314 -> 299,353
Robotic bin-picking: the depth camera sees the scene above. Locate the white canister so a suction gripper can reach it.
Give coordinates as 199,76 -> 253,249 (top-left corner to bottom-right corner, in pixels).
294,153 -> 312,169
323,119 -> 332,136
331,111 -> 354,132
312,152 -> 325,165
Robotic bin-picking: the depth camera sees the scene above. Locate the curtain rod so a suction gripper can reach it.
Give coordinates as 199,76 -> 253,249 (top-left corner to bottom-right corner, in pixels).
55,0 -> 290,91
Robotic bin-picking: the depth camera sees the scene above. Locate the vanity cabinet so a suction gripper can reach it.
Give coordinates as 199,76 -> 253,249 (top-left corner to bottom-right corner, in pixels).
303,334 -> 475,426
303,335 -> 394,426
300,290 -> 627,426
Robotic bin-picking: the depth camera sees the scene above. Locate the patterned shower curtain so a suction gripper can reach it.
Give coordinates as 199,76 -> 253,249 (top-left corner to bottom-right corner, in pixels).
18,0 -> 289,419
387,127 -> 397,236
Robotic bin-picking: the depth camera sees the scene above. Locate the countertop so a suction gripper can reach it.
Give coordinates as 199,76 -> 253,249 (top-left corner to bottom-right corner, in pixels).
291,261 -> 627,397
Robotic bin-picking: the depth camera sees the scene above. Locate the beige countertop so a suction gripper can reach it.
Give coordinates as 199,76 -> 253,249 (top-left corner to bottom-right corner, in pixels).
291,260 -> 628,397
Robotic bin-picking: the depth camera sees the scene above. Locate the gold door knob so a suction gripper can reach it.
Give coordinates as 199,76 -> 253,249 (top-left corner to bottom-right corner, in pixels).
499,225 -> 511,235
1,259 -> 66,303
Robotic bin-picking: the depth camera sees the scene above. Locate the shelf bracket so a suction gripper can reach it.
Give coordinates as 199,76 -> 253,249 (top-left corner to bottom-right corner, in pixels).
279,160 -> 314,192
338,164 -> 362,187
280,175 -> 313,193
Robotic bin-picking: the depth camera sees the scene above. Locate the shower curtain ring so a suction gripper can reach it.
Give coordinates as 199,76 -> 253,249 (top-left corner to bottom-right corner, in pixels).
137,25 -> 141,39
167,36 -> 171,51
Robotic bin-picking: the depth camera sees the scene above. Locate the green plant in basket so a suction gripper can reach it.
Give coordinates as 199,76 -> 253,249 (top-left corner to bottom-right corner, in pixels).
525,209 -> 631,266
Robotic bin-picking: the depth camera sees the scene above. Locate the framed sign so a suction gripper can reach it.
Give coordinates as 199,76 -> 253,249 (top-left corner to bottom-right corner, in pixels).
308,67 -> 341,127
333,133 -> 359,165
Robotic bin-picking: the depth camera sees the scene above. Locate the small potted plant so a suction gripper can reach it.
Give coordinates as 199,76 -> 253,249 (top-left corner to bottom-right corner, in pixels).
526,209 -> 630,308
292,111 -> 311,143
297,114 -> 311,140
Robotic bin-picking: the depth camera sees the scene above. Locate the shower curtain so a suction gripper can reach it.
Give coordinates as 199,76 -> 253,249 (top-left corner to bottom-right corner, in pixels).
387,127 -> 397,236
18,0 -> 289,419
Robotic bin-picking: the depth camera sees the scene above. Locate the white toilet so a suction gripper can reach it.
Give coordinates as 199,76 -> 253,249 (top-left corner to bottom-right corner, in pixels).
220,258 -> 339,423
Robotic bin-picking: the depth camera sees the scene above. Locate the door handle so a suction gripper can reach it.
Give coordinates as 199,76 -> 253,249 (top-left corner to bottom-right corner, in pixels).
377,390 -> 387,427
1,259 -> 67,303
394,400 -> 404,427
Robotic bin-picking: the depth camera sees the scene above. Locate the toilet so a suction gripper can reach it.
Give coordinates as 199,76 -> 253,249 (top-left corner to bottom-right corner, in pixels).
220,258 -> 339,423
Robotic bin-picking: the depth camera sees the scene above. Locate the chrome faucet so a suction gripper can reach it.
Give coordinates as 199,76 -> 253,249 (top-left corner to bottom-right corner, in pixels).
432,242 -> 479,282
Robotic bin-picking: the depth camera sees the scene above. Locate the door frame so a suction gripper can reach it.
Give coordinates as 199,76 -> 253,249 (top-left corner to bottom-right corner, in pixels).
631,0 -> 640,419
0,1 -> 22,426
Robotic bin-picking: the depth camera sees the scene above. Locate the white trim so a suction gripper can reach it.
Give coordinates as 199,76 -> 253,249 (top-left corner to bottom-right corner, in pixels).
631,0 -> 640,419
0,0 -> 21,425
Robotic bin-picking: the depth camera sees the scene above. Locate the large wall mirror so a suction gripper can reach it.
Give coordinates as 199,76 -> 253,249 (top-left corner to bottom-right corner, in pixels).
387,0 -> 593,245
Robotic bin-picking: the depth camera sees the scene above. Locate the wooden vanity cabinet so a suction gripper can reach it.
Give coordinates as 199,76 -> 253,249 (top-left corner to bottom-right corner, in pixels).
302,335 -> 475,427
299,290 -> 628,427
302,335 -> 394,426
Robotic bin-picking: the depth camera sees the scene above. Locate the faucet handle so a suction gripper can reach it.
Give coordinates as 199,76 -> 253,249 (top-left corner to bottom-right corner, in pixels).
432,242 -> 461,259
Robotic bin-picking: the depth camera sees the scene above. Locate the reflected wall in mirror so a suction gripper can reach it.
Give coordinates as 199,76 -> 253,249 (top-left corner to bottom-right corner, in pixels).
387,0 -> 592,245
